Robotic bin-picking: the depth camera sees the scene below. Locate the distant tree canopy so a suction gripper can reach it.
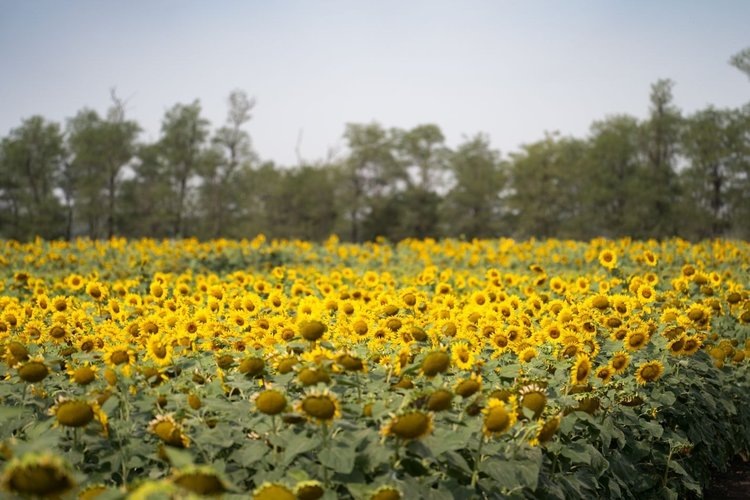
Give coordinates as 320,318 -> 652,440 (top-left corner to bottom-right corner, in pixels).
2,53 -> 750,241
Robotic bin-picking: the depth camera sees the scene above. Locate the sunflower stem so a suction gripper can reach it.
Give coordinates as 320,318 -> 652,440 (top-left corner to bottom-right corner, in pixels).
271,415 -> 280,469
320,423 -> 330,487
663,448 -> 674,486
470,434 -> 484,489
354,371 -> 362,403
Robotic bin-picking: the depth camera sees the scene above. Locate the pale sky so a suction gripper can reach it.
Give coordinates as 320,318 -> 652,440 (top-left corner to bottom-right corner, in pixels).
1,0 -> 748,165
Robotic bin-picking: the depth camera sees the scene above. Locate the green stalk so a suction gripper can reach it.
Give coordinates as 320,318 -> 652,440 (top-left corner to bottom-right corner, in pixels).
471,434 -> 485,489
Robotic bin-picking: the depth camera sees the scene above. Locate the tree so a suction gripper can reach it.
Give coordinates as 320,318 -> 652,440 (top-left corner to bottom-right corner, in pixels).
442,135 -> 506,239
159,100 -> 210,237
66,91 -> 140,238
579,115 -> 644,237
730,47 -> 750,80
640,79 -> 682,237
508,133 -> 587,239
118,143 -> 174,238
201,90 -> 257,237
0,116 -> 66,240
337,123 -> 404,241
391,124 -> 449,239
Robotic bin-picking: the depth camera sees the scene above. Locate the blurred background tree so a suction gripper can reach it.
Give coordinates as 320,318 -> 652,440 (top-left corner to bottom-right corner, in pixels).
1,48 -> 749,242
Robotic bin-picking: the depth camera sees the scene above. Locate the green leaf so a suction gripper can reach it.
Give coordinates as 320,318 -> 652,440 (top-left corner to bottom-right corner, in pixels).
281,435 -> 319,467
0,406 -> 27,419
319,441 -> 356,474
232,440 -> 269,466
163,447 -> 194,468
497,364 -> 521,379
560,443 -> 591,465
642,420 -> 663,438
424,429 -> 469,456
481,456 -> 541,491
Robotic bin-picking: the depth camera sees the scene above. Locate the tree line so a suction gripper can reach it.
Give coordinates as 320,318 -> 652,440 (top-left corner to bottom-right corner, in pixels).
1,51 -> 749,242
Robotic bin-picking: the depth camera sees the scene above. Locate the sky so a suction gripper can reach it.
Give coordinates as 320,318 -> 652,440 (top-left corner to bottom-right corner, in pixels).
1,0 -> 748,166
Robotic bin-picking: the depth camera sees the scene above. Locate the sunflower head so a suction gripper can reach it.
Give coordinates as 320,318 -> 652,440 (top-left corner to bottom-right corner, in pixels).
239,356 -> 265,377
518,383 -> 547,420
421,351 -> 450,376
252,482 -> 296,500
297,366 -> 331,386
571,355 -> 592,385
535,414 -> 562,445
172,465 -> 230,496
426,389 -> 454,412
294,480 -> 325,500
69,363 -> 98,386
370,485 -> 402,500
382,411 -> 433,440
0,452 -> 75,497
454,373 -> 482,398
299,320 -> 327,341
337,353 -> 365,372
598,248 -> 617,270
255,389 -> 288,416
635,360 -> 665,385
148,414 -> 190,448
17,359 -> 49,383
298,389 -> 340,423
49,396 -> 100,428
483,397 -> 517,436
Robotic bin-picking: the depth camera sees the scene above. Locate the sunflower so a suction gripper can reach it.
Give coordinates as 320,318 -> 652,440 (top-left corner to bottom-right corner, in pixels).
296,366 -> 331,386
667,336 -> 686,355
637,284 -> 656,304
635,360 -> 665,385
518,346 -> 538,363
571,355 -> 592,386
382,411 -> 433,441
294,480 -> 325,500
519,383 -> 547,420
624,329 -> 648,351
66,362 -> 98,386
369,485 -> 402,500
252,482 -> 296,500
146,336 -> 174,367
299,319 -> 327,341
85,281 -> 108,302
533,414 -> 562,446
421,350 -> 450,376
598,248 -> 618,270
454,373 -> 482,398
172,465 -> 230,496
609,351 -> 630,374
643,250 -> 658,267
238,356 -> 266,378
681,336 -> 702,356
426,389 -> 454,412
17,357 -> 49,383
0,453 -> 76,497
254,389 -> 288,416
451,342 -> 475,371
298,389 -> 340,424
483,398 -> 517,436
103,343 -> 137,375
594,366 -> 613,384
49,397 -> 107,433
148,414 -> 190,448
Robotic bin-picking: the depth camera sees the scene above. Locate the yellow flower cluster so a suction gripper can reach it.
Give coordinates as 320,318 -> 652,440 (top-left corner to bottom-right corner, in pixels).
0,237 -> 748,445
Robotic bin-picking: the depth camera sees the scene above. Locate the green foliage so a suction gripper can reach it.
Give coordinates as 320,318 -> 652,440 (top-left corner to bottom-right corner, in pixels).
1,68 -> 750,242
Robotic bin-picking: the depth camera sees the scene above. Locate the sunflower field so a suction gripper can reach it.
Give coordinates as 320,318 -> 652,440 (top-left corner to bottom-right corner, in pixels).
0,236 -> 749,499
